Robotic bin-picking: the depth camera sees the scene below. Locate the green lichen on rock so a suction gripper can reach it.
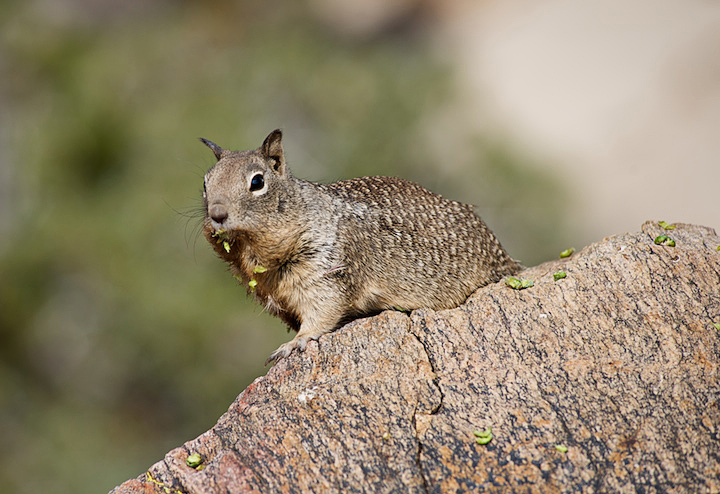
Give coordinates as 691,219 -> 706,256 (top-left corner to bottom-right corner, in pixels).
473,428 -> 493,445
186,453 -> 203,469
654,235 -> 676,247
505,277 -> 534,290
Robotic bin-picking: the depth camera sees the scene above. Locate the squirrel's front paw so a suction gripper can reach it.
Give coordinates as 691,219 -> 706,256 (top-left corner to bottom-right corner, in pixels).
265,336 -> 309,366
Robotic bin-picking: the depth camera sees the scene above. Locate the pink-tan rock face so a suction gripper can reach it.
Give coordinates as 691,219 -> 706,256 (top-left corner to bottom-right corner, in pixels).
112,222 -> 720,493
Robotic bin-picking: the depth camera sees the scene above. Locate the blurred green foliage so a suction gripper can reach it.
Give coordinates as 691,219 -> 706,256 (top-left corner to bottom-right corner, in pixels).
0,1 -> 568,492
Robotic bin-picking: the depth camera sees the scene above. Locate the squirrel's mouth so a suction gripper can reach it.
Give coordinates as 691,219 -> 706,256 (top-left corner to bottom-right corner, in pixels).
204,217 -> 232,239
207,226 -> 241,255
204,218 -> 248,243
204,214 -> 232,235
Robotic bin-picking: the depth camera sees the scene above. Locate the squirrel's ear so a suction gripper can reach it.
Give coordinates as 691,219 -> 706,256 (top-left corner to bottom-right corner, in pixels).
261,129 -> 287,176
199,138 -> 223,161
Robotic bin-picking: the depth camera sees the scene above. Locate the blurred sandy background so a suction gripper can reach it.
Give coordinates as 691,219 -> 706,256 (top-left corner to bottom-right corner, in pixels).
0,0 -> 717,492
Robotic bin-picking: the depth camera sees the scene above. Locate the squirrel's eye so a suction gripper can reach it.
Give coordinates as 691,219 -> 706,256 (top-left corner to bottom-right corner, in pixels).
249,173 -> 265,192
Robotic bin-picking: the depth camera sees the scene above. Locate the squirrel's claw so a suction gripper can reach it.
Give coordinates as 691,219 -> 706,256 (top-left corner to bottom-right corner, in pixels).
265,336 -> 309,366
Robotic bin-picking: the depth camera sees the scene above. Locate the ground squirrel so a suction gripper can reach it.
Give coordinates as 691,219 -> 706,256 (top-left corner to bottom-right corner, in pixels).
200,130 -> 520,364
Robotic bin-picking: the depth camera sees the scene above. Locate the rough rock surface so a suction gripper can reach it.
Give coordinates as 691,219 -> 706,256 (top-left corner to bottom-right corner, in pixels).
112,221 -> 720,493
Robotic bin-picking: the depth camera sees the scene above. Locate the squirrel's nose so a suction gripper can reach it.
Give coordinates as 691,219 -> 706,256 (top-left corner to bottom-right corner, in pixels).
209,203 -> 228,224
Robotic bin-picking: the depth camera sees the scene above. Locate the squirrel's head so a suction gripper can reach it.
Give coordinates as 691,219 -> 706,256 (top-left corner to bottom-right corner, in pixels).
200,129 -> 294,236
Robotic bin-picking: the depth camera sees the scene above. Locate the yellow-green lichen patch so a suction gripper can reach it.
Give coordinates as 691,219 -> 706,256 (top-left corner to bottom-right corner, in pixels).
553,271 -> 567,281
146,471 -> 184,494
654,235 -> 676,247
559,247 -> 575,259
186,453 -> 203,469
658,221 -> 676,230
555,444 -> 568,453
505,277 -> 534,290
474,427 -> 493,445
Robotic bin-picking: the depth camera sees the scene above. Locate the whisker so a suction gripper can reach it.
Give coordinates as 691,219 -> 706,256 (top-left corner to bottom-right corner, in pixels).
191,218 -> 205,261
165,199 -> 206,219
162,197 -> 207,260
